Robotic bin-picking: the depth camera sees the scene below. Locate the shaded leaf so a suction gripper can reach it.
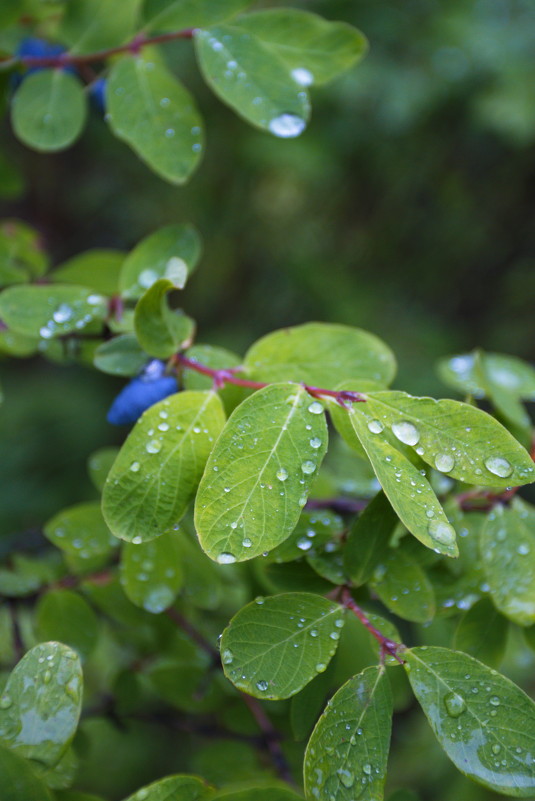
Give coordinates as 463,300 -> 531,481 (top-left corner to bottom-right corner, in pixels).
0,642 -> 82,767
44,501 -> 118,559
0,553 -> 64,598
344,491 -> 398,586
36,590 -> 99,659
210,785 -> 303,800
244,323 -> 396,388
182,343 -> 246,414
11,70 -> 87,152
0,743 -> 54,801
480,498 -> 535,626
94,334 -> 148,377
195,25 -> 310,137
0,219 -> 48,286
134,278 -> 195,359
87,447 -> 120,491
195,383 -> 328,563
143,0 -> 250,32
120,532 -> 184,613
59,0 -> 140,54
122,774 -> 214,801
107,53 -> 203,184
103,391 -> 225,542
120,223 -> 202,300
269,509 -> 343,564
236,9 -> 367,86
453,598 -> 508,667
404,646 -> 535,797
290,662 -> 335,741
304,666 -> 392,801
220,592 -> 344,699
370,548 -> 435,623
52,250 -> 125,296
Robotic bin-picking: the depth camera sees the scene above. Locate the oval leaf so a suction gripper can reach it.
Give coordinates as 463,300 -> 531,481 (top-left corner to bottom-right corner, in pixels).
103,391 -> 226,542
438,351 -> 535,401
371,548 -> 435,623
244,323 -> 396,388
134,278 -> 195,359
304,666 -> 392,801
143,0 -> 251,32
120,532 -> 184,613
36,590 -> 99,659
0,744 -> 54,801
194,25 -> 310,138
11,70 -> 87,152
195,383 -> 328,563
480,499 -> 535,626
220,592 -> 344,699
0,642 -> 83,767
52,250 -> 125,296
107,53 -> 204,185
404,646 -> 535,797
94,334 -> 148,377
44,501 -> 118,558
343,490 -> 398,586
453,598 -> 509,668
122,774 -> 214,801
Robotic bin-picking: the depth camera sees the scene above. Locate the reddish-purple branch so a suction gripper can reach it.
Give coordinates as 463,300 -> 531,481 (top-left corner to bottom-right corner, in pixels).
174,353 -> 366,407
341,587 -> 405,664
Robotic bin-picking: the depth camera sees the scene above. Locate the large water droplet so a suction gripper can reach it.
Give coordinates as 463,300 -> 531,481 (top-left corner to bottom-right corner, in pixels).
146,439 -> 161,454
363,764 -> 372,776
217,552 -> 236,564
291,67 -> 314,86
297,537 -> 313,551
368,419 -> 384,434
315,663 -> 327,672
130,461 -> 140,472
301,460 -> 316,474
484,456 -> 513,478
435,453 -> 455,473
276,467 -> 288,481
268,113 -> 306,138
256,680 -> 269,692
517,543 -> 530,555
308,401 -> 324,414
310,629 -> 319,637
339,770 -> 355,788
429,520 -> 456,546
391,421 -> 420,446
310,436 -> 322,449
489,695 -> 500,706
444,691 -> 466,717
53,303 -> 73,323
222,649 -> 234,665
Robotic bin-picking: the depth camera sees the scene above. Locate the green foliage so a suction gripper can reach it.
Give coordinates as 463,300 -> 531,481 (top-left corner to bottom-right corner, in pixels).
0,2 -> 534,800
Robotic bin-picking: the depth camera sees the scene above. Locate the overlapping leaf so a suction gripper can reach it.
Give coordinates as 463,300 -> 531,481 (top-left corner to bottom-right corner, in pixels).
122,774 -> 214,801
0,219 -> 48,286
94,334 -> 147,376
404,646 -> 535,797
343,490 -> 398,586
134,278 -> 195,358
103,391 -> 225,542
220,592 -> 344,699
36,590 -> 99,659
52,250 -> 125,296
453,598 -> 508,667
120,532 -> 184,613
59,0 -> 140,54
304,666 -> 392,801
0,744 -> 54,801
143,0 -> 250,32
194,383 -> 328,563
44,501 -> 118,559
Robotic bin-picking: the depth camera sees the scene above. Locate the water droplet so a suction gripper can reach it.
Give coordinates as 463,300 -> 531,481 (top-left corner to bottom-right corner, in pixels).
53,303 -> 73,323
158,422 -> 169,432
268,113 -> 306,138
308,401 -> 324,414
132,536 -> 142,544
489,695 -> 500,706
291,67 -> 314,86
146,439 -> 161,454
492,744 -> 501,755
256,680 -> 269,692
329,631 -> 340,640
310,436 -> 322,449
368,419 -> 384,434
316,663 -> 327,672
444,692 -> 466,717
334,618 -> 344,628
301,460 -> 316,474
484,456 -> 513,478
217,552 -> 236,564
0,695 -> 12,709
255,596 -> 265,605
297,537 -> 313,551
428,520 -> 456,545
435,453 -> 455,472
165,128 -> 175,138
130,461 -> 140,472
43,670 -> 52,684
242,538 -> 252,548
517,543 -> 530,555
391,421 -> 420,446
276,468 -> 288,481
339,770 -> 355,788
160,97 -> 170,107
222,649 -> 233,665
363,764 -> 372,775
310,629 -> 318,637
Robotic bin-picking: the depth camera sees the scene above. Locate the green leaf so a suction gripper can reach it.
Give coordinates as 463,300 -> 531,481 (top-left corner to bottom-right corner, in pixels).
341,409 -> 459,557
122,774 -> 214,801
0,284 -> 107,340
35,590 -> 99,659
120,223 -> 202,300
438,351 -> 535,401
120,532 -> 184,613
453,598 -> 509,667
362,608 -> 402,667
343,491 -> 398,586
195,383 -> 328,563
194,25 -> 310,138
44,501 -> 118,559
143,0 -> 250,32
59,0 -> 140,54
102,391 -> 225,542
0,743 -> 54,801
243,323 -> 396,388
0,553 -> 63,598
0,219 -> 48,286
0,642 -> 83,767
220,592 -> 344,699
269,509 -> 343,564
87,447 -> 120,491
370,547 -> 436,623
480,499 -> 535,626
134,278 -> 195,359
182,344 -> 245,414
35,744 -> 78,790
355,390 -> 535,488
235,9 -> 367,86
210,785 -> 303,801
404,646 -> 535,797
290,663 -> 334,741
94,334 -> 148,376
52,250 -> 125,296
304,666 -> 392,801
107,53 -> 203,185
11,70 -> 87,152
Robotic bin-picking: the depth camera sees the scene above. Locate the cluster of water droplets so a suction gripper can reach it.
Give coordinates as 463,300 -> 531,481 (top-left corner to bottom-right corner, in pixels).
38,293 -> 104,340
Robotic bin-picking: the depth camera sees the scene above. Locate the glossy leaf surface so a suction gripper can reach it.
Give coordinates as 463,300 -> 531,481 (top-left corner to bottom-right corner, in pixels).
107,53 -> 203,184
404,646 -> 535,797
195,26 -> 310,137
120,532 -> 184,613
0,642 -> 82,767
220,592 -> 344,699
103,391 -> 225,542
244,323 -> 396,388
304,666 -> 392,801
195,383 -> 328,563
134,278 -> 195,358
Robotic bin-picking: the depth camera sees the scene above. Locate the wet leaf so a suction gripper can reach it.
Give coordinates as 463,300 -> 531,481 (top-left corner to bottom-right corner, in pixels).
102,391 -> 225,542
220,592 -> 344,699
453,598 -> 508,667
269,509 -> 343,564
343,491 -> 398,586
438,351 -> 535,401
0,642 -> 83,767
194,383 -> 328,563
0,219 -> 48,286
36,590 -> 99,659
404,646 -> 535,797
87,447 -> 120,491
0,743 -> 54,801
59,0 -> 140,54
44,501 -> 118,559
120,532 -> 184,613
134,278 -> 195,359
122,773 -> 214,800
370,548 -> 436,623
304,666 -> 392,801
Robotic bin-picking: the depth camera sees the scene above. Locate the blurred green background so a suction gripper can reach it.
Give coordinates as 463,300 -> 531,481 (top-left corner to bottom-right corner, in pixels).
1,0 -> 534,536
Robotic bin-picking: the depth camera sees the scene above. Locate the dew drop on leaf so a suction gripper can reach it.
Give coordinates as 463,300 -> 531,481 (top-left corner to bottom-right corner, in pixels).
444,691 -> 466,717
256,680 -> 269,692
217,552 -> 236,564
368,419 -> 384,434
268,113 -> 306,138
146,439 -> 161,454
301,460 -> 316,474
308,401 -> 324,414
435,453 -> 455,472
428,520 -> 456,545
276,467 -> 288,481
391,421 -> 420,446
484,456 -> 513,478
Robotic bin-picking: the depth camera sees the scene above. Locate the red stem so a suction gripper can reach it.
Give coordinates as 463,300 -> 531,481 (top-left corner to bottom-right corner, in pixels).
340,587 -> 404,664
